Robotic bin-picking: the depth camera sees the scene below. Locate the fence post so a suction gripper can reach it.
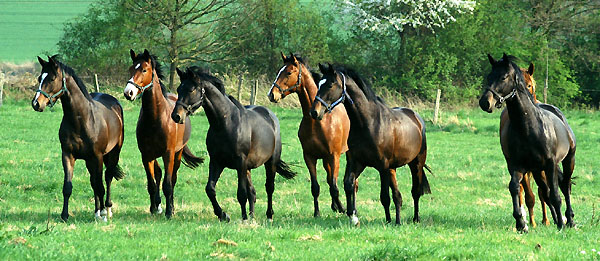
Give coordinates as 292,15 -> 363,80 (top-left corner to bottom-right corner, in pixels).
237,75 -> 243,102
250,80 -> 258,105
544,48 -> 548,103
94,74 -> 100,93
0,71 -> 4,107
433,89 -> 441,124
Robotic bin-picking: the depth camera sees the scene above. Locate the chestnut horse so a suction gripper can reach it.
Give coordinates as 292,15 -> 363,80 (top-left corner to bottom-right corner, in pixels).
310,64 -> 431,226
124,49 -> 203,219
32,55 -> 125,222
268,53 -> 350,217
172,67 -> 297,221
479,53 -> 576,231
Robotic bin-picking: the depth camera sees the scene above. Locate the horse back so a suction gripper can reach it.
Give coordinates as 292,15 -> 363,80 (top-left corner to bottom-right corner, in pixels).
538,103 -> 576,148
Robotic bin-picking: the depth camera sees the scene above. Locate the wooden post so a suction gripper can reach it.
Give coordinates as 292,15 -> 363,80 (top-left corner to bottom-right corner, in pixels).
250,79 -> 258,105
544,48 -> 548,103
0,72 -> 4,107
94,73 -> 100,93
237,75 -> 243,102
433,89 -> 441,124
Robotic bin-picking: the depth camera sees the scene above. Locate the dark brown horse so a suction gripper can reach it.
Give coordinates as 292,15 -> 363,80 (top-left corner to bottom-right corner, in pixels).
171,66 -> 297,222
479,53 -> 576,231
268,53 -> 350,217
310,64 -> 431,226
32,55 -> 125,222
124,49 -> 203,219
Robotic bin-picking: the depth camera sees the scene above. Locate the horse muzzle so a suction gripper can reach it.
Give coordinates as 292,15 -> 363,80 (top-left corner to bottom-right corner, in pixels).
124,83 -> 139,101
478,92 -> 495,113
32,97 -> 46,112
171,107 -> 186,124
310,103 -> 324,120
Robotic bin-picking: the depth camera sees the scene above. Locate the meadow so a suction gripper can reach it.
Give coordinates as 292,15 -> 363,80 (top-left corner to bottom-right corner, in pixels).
0,97 -> 599,260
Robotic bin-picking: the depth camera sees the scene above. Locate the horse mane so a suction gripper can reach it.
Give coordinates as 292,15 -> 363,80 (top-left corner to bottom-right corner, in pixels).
333,65 -> 380,102
506,59 -> 536,102
51,55 -> 92,100
228,95 -> 246,111
188,66 -> 226,95
283,54 -> 322,85
133,53 -> 168,98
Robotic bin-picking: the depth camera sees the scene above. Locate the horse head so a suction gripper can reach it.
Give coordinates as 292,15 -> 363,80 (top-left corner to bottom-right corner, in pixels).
32,55 -> 67,112
171,67 -> 207,124
268,52 -> 303,103
124,49 -> 155,101
479,53 -> 528,113
310,63 -> 350,120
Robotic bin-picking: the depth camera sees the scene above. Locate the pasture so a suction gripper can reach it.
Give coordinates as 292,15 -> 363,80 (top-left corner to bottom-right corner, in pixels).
0,98 -> 599,259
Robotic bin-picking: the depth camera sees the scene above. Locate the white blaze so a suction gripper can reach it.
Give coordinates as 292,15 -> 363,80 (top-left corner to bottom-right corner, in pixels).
318,79 -> 327,89
269,66 -> 287,94
124,77 -> 139,100
34,72 -> 48,100
135,63 -> 141,69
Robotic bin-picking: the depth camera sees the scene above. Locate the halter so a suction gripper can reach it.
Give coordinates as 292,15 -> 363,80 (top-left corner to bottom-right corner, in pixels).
487,86 -> 517,108
127,71 -> 155,99
176,87 -> 205,114
271,63 -> 302,95
314,72 -> 354,113
36,72 -> 68,108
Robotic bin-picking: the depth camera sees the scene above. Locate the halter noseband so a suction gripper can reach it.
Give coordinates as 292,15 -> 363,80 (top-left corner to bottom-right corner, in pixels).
487,86 -> 517,108
314,72 -> 354,113
176,88 -> 205,114
127,71 -> 155,99
271,63 -> 302,95
36,71 -> 68,108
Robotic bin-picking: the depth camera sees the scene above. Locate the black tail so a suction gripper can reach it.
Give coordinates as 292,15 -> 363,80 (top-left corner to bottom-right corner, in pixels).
276,160 -> 297,179
182,145 -> 204,169
107,164 -> 125,181
421,164 -> 432,195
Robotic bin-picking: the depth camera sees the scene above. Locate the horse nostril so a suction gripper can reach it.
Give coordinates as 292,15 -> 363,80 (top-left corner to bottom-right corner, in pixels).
310,110 -> 318,119
128,90 -> 134,98
172,114 -> 181,123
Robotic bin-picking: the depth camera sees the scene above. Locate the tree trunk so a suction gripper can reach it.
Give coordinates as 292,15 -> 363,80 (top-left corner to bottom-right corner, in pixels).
168,0 -> 180,91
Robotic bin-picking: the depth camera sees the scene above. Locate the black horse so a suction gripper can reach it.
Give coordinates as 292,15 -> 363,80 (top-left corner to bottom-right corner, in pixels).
310,64 -> 431,226
479,53 -> 576,231
32,56 -> 125,222
171,67 -> 297,221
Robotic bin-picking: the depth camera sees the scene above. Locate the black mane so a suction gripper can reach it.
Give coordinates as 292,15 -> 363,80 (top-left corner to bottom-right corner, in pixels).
52,55 -> 92,100
133,53 -> 168,98
188,66 -> 226,95
333,65 -> 379,102
283,54 -> 323,87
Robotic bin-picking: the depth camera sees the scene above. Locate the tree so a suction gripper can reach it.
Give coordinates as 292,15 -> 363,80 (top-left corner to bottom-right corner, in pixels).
125,0 -> 241,90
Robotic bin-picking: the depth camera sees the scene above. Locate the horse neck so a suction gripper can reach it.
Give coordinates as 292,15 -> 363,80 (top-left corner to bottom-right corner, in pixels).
296,68 -> 318,119
60,75 -> 92,126
505,85 -> 539,132
140,70 -> 166,119
342,79 -> 371,128
202,85 -> 238,127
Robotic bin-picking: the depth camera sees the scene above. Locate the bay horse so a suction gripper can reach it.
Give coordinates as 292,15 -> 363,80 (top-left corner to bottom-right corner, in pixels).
171,66 -> 297,222
268,53 -> 350,217
310,63 -> 431,226
479,53 -> 576,231
32,55 -> 124,222
124,49 -> 204,219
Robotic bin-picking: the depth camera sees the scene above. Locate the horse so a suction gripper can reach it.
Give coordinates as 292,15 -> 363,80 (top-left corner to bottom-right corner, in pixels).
310,63 -> 431,226
32,55 -> 125,222
267,53 -> 350,217
479,53 -> 576,231
171,66 -> 297,222
124,49 -> 204,219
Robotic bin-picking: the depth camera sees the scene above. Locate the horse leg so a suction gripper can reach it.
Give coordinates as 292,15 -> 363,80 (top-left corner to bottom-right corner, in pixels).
388,169 -> 403,225
546,163 -> 564,230
142,159 -> 160,214
60,152 -> 75,221
303,153 -> 320,217
378,169 -> 392,223
237,167 -> 250,221
560,150 -> 575,227
265,159 -> 276,221
102,146 -> 122,218
153,161 -> 163,213
246,170 -> 257,219
532,171 -> 557,225
206,161 -> 228,222
522,172 -> 537,227
86,155 -> 106,222
508,170 -> 527,232
162,152 -> 177,219
343,153 -> 365,226
324,154 -> 345,214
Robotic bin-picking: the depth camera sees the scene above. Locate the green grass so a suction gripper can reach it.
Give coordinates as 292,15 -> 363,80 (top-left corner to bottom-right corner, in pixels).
0,0 -> 94,63
0,98 -> 599,259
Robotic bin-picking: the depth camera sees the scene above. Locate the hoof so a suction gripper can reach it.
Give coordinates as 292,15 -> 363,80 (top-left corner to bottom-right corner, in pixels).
413,216 -> 420,223
100,207 -> 113,218
219,212 -> 231,222
314,210 -> 321,218
61,212 -> 69,222
562,215 -> 567,225
350,215 -> 360,227
95,210 -> 107,222
157,204 -> 163,214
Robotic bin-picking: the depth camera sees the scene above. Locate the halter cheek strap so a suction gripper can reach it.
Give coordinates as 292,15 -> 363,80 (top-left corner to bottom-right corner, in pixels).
314,72 -> 354,113
127,73 -> 155,99
487,86 -> 517,108
271,64 -> 302,95
176,88 -> 205,114
36,76 -> 68,108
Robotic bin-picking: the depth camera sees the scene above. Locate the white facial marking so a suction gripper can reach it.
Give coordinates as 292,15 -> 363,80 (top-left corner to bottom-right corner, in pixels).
318,79 -> 327,89
124,77 -> 139,100
135,64 -> 141,69
34,72 -> 48,100
269,66 -> 287,94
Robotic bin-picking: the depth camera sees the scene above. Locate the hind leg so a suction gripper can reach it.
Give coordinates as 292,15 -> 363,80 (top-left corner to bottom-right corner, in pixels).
304,154 -> 320,217
378,169 -> 392,223
246,170 -> 257,219
265,159 -> 276,220
408,153 -> 430,223
86,155 -> 106,222
102,146 -> 122,218
560,151 -> 575,227
324,154 -> 345,214
162,150 -> 181,219
236,166 -> 250,221
545,163 -> 564,230
521,173 -> 537,227
388,169 -> 403,225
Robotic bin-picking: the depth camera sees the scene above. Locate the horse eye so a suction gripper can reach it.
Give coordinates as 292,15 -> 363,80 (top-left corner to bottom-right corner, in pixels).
143,69 -> 147,73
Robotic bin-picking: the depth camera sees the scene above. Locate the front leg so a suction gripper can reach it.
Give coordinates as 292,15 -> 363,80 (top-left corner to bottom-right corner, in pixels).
509,170 -> 527,232
206,160 -> 228,221
61,152 -> 75,222
343,153 -> 365,226
85,155 -> 106,222
237,167 -> 250,221
162,152 -> 176,219
142,159 -> 161,214
303,153 -> 320,217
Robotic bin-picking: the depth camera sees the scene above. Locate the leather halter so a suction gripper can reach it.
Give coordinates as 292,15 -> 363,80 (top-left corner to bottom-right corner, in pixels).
176,87 -> 205,114
314,72 -> 354,113
127,71 -> 155,99
271,63 -> 302,95
36,71 -> 68,108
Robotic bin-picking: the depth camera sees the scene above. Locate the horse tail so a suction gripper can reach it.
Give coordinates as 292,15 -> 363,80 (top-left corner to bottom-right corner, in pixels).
107,164 -> 125,181
276,160 -> 297,180
421,166 -> 432,195
182,145 -> 204,169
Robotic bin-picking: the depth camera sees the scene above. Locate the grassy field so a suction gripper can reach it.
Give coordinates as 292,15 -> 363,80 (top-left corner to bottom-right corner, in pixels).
0,97 -> 599,259
0,0 -> 94,63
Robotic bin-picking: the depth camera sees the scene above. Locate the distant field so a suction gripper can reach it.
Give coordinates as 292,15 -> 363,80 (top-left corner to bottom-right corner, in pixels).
0,0 -> 95,63
0,97 -> 599,259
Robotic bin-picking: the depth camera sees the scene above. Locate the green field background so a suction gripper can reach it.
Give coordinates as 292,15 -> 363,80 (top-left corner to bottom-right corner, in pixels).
0,0 -> 94,63
0,97 -> 598,259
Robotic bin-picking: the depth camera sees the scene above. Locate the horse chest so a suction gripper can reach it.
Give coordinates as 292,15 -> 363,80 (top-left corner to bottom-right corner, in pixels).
59,128 -> 91,158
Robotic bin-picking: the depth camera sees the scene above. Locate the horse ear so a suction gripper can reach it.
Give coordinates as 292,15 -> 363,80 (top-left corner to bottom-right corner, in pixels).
281,52 -> 287,61
318,63 -> 326,73
528,62 -> 535,75
176,67 -> 184,78
487,54 -> 496,65
327,63 -> 334,73
130,49 -> 136,61
143,49 -> 150,61
47,56 -> 58,69
291,53 -> 298,65
37,56 -> 47,66
502,53 -> 509,61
